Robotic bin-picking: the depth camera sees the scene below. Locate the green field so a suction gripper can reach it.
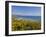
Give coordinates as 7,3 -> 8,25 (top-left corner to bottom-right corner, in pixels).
12,16 -> 41,31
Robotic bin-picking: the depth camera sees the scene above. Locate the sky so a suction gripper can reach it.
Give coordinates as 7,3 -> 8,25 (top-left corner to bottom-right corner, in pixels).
12,6 -> 41,16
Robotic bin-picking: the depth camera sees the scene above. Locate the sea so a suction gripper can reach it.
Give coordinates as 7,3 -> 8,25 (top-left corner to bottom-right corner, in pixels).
15,15 -> 41,21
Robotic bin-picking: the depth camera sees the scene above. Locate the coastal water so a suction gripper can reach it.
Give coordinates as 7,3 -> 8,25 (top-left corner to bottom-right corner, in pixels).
15,15 -> 41,21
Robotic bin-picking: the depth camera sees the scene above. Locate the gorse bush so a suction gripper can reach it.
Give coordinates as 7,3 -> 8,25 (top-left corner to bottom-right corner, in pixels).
12,16 -> 41,31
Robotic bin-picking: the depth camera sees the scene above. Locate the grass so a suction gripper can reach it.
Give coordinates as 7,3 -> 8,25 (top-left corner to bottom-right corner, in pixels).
12,16 -> 41,31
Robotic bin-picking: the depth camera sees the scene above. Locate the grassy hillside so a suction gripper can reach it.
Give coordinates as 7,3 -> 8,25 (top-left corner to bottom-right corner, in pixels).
12,16 -> 41,31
